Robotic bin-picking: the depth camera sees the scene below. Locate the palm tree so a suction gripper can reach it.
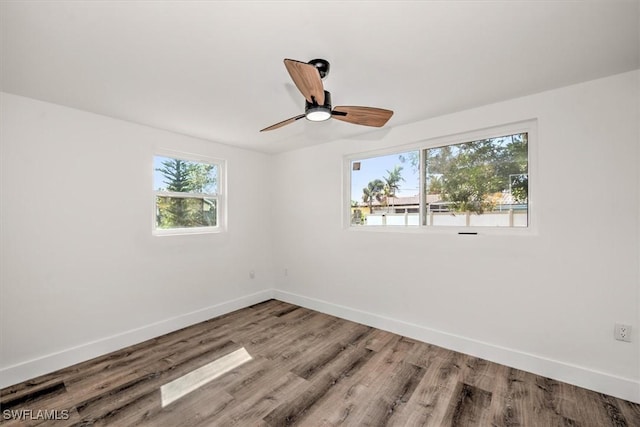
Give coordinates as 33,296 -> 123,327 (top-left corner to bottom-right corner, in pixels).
362,179 -> 385,216
383,165 -> 404,211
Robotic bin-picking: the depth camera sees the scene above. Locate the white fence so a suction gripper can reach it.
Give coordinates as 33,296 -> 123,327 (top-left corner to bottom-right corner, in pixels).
363,210 -> 527,227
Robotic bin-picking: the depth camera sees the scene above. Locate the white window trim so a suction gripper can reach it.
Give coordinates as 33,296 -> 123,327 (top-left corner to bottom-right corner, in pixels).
343,119 -> 538,235
153,149 -> 226,236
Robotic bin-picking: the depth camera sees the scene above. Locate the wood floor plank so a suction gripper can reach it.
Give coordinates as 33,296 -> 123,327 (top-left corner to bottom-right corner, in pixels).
388,349 -> 468,426
289,323 -> 373,381
490,367 -> 578,426
402,337 -> 453,369
262,345 -> 375,426
619,397 -> 640,426
243,313 -> 340,361
296,380 -> 369,426
0,381 -> 66,410
354,336 -> 414,388
347,361 -> 425,426
237,309 -> 321,356
362,328 -> 397,352
568,384 -> 629,426
2,300 -> 639,427
214,372 -> 309,426
0,377 -> 67,408
271,316 -> 353,367
460,355 -> 501,393
134,389 -> 235,427
224,358 -> 295,402
441,382 -> 493,426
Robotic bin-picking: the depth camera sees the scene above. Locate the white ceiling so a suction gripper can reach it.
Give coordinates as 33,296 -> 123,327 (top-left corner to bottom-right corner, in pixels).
1,1 -> 638,153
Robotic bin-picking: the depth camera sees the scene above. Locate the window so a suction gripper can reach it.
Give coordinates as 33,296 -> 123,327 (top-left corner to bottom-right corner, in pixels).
424,132 -> 528,228
347,122 -> 533,231
350,150 -> 421,227
153,153 -> 224,235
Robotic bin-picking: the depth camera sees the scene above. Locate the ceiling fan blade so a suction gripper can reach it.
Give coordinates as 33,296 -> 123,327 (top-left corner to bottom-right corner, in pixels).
260,114 -> 306,132
332,106 -> 394,127
284,59 -> 325,105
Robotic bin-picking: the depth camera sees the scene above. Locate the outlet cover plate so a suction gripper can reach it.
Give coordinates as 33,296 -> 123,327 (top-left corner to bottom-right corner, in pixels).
614,323 -> 632,342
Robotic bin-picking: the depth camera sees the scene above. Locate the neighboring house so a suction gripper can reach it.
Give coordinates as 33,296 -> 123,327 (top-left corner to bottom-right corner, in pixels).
351,195 -> 435,225
356,192 -> 526,215
352,194 -> 451,217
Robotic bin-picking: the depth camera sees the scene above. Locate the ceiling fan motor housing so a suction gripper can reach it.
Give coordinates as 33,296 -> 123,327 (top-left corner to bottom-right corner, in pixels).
305,90 -> 332,121
308,59 -> 330,80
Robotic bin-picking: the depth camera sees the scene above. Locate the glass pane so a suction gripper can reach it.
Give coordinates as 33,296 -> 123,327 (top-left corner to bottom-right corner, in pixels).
154,156 -> 218,194
156,196 -> 217,229
424,133 -> 528,227
350,151 -> 420,226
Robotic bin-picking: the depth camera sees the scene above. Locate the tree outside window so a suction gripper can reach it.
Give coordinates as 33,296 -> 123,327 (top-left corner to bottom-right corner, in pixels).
153,155 -> 221,232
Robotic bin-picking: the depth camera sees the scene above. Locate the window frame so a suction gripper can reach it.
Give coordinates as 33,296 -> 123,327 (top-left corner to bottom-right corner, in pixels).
344,120 -> 537,235
152,150 -> 226,236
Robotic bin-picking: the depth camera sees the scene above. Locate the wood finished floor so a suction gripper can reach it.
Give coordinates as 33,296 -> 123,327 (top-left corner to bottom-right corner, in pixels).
2,300 -> 639,426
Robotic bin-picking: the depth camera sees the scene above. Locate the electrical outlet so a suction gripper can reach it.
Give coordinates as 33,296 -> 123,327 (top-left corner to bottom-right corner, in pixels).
249,270 -> 255,279
614,323 -> 632,342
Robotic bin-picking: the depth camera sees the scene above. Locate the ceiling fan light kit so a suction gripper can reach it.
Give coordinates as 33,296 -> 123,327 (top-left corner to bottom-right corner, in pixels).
305,90 -> 332,122
260,58 -> 393,132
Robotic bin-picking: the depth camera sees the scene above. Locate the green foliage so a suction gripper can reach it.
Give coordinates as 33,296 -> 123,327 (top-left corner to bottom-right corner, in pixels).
383,165 -> 404,204
510,174 -> 528,203
156,158 -> 217,228
499,133 -> 528,203
427,175 -> 443,194
156,197 -> 217,229
156,158 -> 216,193
440,140 -> 502,213
157,158 -> 191,192
361,165 -> 406,215
425,145 -> 454,175
362,179 -> 385,214
186,162 -> 217,193
428,133 -> 528,213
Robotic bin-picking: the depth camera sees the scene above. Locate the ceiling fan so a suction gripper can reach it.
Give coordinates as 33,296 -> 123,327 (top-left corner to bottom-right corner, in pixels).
260,58 -> 394,132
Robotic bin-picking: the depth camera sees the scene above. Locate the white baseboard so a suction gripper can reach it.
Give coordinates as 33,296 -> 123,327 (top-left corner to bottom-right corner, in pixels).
273,289 -> 640,404
0,289 -> 275,389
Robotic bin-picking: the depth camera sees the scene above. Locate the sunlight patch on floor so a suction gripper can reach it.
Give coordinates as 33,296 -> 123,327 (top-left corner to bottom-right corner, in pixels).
160,347 -> 252,407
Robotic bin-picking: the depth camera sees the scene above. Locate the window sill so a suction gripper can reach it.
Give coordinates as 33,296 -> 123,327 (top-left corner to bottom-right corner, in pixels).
346,225 -> 538,236
153,226 -> 223,236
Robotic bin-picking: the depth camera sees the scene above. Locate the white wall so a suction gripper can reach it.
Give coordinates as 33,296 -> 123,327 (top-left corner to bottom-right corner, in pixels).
0,93 -> 274,386
271,70 -> 640,402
